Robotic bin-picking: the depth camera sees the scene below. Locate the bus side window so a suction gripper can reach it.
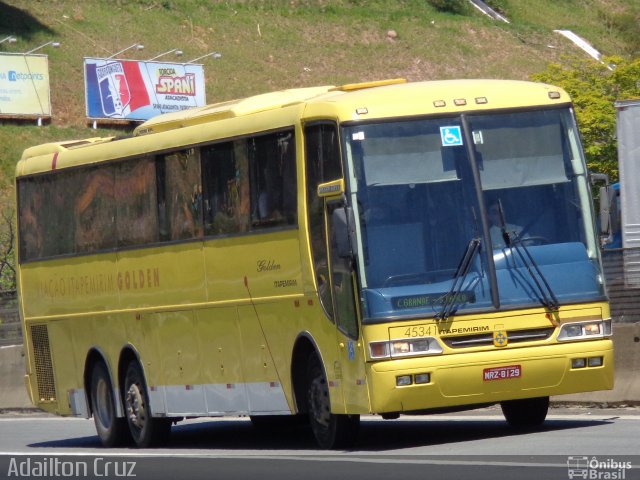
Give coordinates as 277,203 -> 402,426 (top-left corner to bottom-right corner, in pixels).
116,157 -> 159,247
18,178 -> 45,261
201,141 -> 250,236
248,130 -> 297,229
73,166 -> 116,254
157,149 -> 203,241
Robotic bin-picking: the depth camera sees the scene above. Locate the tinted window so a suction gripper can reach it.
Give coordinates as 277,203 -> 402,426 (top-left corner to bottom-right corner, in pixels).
249,131 -> 297,229
201,141 -> 250,236
116,157 -> 158,247
18,129 -> 297,262
157,148 -> 202,241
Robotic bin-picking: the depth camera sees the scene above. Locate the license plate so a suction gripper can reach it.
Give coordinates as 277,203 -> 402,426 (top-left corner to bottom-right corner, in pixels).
483,365 -> 521,381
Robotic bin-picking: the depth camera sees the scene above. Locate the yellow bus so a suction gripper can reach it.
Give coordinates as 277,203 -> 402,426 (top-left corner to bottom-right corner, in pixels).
16,79 -> 613,449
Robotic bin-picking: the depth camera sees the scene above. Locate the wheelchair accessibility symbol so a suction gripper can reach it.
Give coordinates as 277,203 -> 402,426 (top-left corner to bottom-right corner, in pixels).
440,126 -> 463,147
347,341 -> 356,361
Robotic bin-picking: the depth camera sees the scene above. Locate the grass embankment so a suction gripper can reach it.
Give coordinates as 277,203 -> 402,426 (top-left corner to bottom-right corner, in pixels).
0,0 -> 637,186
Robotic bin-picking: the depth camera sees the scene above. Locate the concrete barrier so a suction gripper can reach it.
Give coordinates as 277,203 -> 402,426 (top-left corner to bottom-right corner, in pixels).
0,344 -> 31,410
0,324 -> 638,411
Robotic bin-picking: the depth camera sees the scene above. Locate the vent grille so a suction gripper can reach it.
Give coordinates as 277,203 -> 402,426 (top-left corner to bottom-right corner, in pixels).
30,324 -> 56,402
442,327 -> 555,349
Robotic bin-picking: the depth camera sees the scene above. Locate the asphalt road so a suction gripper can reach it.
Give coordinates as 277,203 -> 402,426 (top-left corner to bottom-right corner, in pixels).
0,406 -> 638,480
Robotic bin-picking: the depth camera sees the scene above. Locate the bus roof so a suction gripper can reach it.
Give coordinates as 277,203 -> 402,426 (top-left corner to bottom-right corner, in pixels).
16,79 -> 570,177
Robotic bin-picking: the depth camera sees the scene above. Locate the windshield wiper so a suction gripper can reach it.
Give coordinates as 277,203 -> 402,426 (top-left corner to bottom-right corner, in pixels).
496,202 -> 559,311
435,237 -> 481,320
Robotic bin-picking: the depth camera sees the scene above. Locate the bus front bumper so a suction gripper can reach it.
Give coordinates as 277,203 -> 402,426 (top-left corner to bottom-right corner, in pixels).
366,339 -> 613,414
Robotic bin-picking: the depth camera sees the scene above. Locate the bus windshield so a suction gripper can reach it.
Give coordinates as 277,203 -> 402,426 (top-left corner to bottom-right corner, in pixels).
343,108 -> 605,322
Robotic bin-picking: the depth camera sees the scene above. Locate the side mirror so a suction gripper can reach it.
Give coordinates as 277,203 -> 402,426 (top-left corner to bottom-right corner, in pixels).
331,206 -> 356,259
590,172 -> 620,246
599,185 -> 612,237
599,184 -> 620,245
589,173 -> 609,186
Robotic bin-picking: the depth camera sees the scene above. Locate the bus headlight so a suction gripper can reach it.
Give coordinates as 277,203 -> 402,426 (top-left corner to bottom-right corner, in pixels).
369,337 -> 443,359
558,319 -> 612,342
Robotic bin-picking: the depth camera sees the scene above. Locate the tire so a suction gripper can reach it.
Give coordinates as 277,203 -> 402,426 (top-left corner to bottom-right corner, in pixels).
306,353 -> 359,449
500,396 -> 549,428
123,362 -> 171,448
90,362 -> 130,447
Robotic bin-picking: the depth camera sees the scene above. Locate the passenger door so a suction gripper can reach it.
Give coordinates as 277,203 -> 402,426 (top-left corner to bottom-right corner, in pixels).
326,201 -> 369,413
304,122 -> 368,413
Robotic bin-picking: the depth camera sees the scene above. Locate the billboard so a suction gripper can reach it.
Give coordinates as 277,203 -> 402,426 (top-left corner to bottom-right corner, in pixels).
0,53 -> 52,118
84,58 -> 206,121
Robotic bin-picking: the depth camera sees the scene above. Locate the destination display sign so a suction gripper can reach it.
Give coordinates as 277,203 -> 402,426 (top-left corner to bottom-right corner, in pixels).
392,291 -> 476,310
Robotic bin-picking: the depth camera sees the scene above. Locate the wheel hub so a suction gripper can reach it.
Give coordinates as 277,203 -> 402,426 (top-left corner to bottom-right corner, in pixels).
126,383 -> 146,429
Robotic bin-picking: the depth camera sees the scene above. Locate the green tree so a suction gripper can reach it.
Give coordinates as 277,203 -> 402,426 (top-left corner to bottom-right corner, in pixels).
0,191 -> 15,292
532,56 -> 640,182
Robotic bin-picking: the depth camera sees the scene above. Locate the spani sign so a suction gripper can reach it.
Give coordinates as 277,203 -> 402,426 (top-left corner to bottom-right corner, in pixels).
84,58 -> 205,121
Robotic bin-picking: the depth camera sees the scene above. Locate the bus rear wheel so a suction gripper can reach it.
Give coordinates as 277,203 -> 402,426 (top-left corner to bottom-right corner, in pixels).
90,362 -> 130,447
123,362 -> 171,447
500,396 -> 549,428
306,353 -> 359,449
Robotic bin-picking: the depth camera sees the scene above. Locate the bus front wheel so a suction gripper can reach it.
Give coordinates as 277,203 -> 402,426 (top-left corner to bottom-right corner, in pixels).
90,362 -> 130,447
123,362 -> 171,447
306,353 -> 359,449
500,396 -> 549,428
